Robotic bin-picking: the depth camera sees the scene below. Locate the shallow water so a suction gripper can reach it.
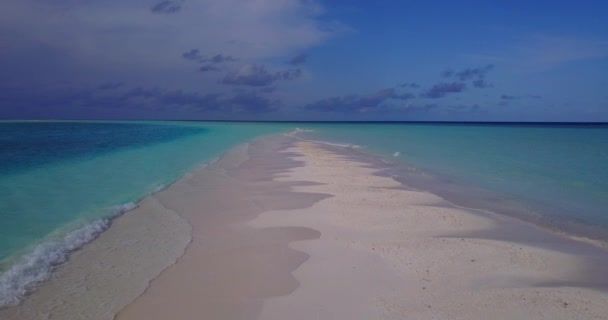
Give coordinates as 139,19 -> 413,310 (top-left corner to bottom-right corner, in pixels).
296,123 -> 608,237
2,121 -> 607,308
0,121 -> 290,307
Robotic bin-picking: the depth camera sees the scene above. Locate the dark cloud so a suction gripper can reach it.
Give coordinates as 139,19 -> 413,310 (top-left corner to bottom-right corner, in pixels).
182,51 -> 236,65
421,82 -> 466,99
220,65 -> 302,87
182,49 -> 204,62
123,88 -> 225,110
0,83 -> 281,119
303,88 -> 413,113
113,87 -> 276,113
400,82 -> 420,88
441,65 -> 494,89
289,53 -> 308,65
209,54 -> 237,64
454,64 -> 494,81
151,1 -> 182,14
226,91 -> 279,113
472,79 -> 492,88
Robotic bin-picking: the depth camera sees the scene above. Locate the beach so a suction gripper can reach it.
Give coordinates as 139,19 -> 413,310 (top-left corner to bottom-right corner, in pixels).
2,134 -> 608,319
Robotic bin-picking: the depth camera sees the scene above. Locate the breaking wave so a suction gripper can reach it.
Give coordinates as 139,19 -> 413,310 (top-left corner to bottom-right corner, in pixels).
0,203 -> 138,308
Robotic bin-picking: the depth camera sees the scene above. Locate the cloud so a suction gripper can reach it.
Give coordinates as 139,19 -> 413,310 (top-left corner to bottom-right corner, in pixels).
220,64 -> 301,87
441,65 -> 494,88
182,50 -> 236,64
421,82 -> 466,99
472,79 -> 492,88
303,88 -> 413,113
0,0 -> 338,86
497,94 -> 544,107
182,49 -> 204,62
0,83 -> 281,119
226,91 -> 279,113
209,54 -> 237,64
453,64 -> 494,81
115,87 -> 278,113
151,1 -> 182,14
289,53 -> 308,65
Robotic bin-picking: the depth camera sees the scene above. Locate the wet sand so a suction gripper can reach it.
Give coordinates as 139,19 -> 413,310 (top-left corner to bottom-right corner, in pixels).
4,135 -> 608,319
116,136 -> 329,319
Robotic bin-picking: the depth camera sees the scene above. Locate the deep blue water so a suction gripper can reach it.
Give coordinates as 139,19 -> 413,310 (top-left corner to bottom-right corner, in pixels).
0,122 -> 207,176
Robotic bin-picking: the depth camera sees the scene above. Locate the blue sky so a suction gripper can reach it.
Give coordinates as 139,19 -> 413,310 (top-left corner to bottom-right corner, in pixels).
0,0 -> 606,121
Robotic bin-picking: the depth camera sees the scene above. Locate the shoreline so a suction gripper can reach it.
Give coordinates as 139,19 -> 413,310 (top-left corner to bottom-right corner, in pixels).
1,134 -> 608,319
292,133 -> 608,247
251,140 -> 608,319
0,141 -> 254,319
120,136 -> 608,319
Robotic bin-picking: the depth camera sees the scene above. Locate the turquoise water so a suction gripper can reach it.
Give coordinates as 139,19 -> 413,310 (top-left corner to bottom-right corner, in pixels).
299,123 -> 608,233
0,121 -> 290,306
2,121 -> 608,307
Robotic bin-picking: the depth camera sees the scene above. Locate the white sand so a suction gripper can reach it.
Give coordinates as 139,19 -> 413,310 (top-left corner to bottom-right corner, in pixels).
8,137 -> 607,320
250,141 -> 608,320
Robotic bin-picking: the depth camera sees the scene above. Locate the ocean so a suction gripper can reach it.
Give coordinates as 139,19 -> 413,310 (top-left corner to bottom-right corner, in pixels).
295,123 -> 608,237
0,121 -> 289,307
1,121 -> 607,308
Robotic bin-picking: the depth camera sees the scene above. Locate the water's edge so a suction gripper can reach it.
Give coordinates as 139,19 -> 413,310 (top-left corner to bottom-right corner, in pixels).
293,133 -> 608,249
2,129 -> 607,319
0,138 -> 251,317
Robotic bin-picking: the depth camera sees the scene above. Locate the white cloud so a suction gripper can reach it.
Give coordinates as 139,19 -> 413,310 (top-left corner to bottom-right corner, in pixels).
0,0 -> 340,85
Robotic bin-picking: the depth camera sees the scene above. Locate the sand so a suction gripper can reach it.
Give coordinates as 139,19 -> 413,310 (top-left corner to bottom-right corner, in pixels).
251,141 -> 608,319
121,138 -> 608,319
3,135 -> 608,319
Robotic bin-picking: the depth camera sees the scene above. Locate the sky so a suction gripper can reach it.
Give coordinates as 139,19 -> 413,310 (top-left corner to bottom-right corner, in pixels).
0,0 -> 607,121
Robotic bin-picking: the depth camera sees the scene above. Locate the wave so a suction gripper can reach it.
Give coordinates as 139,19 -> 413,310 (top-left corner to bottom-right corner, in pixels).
0,203 -> 138,308
153,183 -> 168,193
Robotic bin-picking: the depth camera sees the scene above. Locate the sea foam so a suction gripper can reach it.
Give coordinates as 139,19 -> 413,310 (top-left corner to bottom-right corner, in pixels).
0,203 -> 137,308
